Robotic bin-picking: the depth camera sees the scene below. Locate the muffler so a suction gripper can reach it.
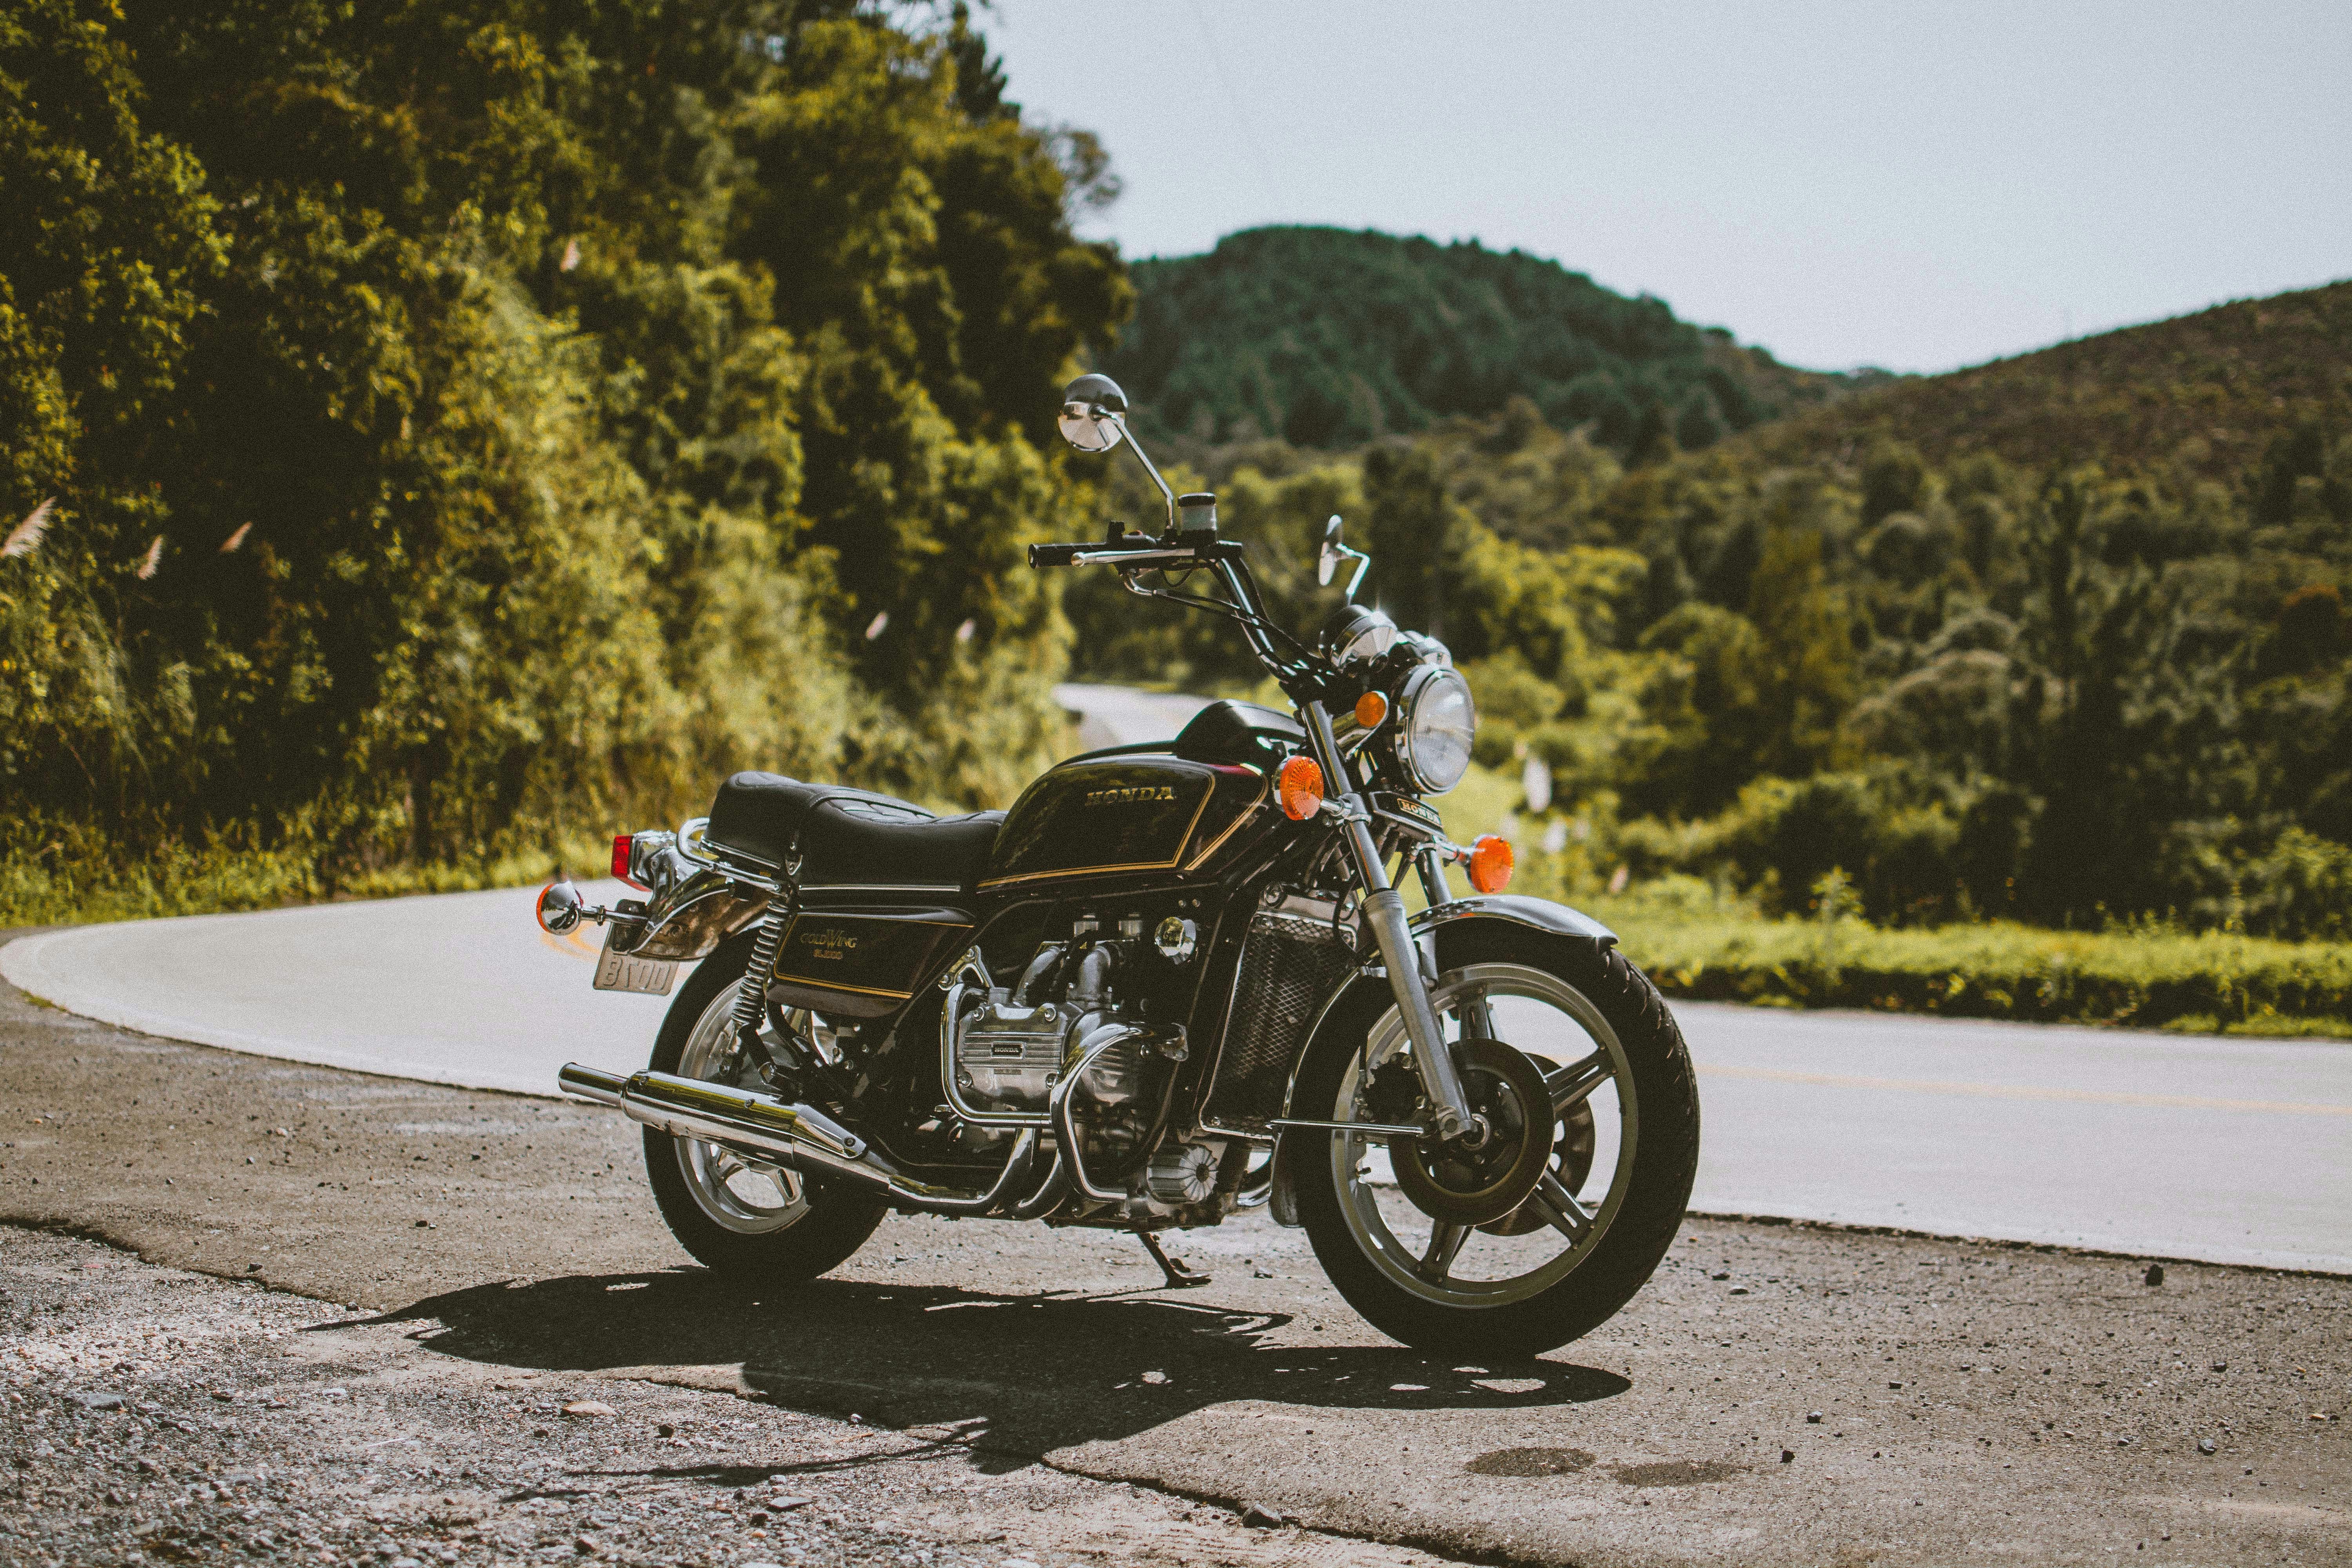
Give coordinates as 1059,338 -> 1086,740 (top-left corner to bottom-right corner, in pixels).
557,1063 -> 1042,1216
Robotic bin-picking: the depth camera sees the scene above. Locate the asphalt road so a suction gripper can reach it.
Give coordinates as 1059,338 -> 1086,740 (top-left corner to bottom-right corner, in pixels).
7,883 -> 2348,1273
9,689 -> 2350,1566
5,1225 -> 1457,1568
2,960 -> 2346,1568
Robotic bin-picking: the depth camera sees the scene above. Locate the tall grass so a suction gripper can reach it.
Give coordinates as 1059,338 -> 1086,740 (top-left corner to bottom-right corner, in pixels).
1583,880 -> 2352,1038
0,810 -> 617,929
1435,764 -> 2352,1038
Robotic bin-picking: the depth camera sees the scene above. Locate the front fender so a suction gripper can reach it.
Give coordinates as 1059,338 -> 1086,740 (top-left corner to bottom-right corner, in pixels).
1285,895 -> 1616,1114
1408,893 -> 1616,951
1265,895 -> 1617,1226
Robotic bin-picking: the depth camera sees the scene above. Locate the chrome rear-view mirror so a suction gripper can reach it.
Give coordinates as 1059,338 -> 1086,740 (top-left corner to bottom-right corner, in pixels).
1058,372 -> 1127,454
1318,514 -> 1369,602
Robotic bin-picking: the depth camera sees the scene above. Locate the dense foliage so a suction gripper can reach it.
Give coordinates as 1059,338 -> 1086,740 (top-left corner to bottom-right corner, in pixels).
1069,285 -> 2352,940
0,0 -> 1125,913
1098,226 -> 1864,455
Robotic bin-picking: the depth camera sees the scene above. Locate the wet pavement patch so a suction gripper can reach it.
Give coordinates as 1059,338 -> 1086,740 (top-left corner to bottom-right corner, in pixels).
1612,1459 -> 1746,1487
1466,1446 -> 1597,1476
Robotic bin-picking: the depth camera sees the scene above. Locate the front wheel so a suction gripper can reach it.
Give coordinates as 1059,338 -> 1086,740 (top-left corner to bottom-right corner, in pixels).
1292,922 -> 1699,1358
641,932 -> 887,1289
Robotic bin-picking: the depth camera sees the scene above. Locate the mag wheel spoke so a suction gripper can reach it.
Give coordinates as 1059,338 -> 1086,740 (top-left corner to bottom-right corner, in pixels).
1419,1222 -> 1469,1281
1546,1051 -> 1610,1114
1454,988 -> 1497,1042
1529,1171 -> 1593,1242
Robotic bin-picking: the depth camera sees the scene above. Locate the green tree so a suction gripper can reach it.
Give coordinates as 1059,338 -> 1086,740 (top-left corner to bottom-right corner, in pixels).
1,0 -> 1129,912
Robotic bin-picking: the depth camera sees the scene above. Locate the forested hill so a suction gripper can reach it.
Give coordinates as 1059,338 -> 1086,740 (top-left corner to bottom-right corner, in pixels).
1098,226 -> 1861,453
1733,280 -> 2352,481
1069,271 -> 2352,942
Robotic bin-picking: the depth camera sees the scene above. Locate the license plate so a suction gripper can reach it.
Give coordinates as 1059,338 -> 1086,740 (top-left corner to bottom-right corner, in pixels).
593,933 -> 678,996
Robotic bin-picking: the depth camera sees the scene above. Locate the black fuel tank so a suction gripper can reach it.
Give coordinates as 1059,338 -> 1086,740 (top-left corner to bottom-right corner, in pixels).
981,751 -> 1272,890
1172,700 -> 1303,769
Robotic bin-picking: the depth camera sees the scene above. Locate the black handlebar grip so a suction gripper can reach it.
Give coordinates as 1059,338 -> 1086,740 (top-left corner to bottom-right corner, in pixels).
1027,542 -> 1086,567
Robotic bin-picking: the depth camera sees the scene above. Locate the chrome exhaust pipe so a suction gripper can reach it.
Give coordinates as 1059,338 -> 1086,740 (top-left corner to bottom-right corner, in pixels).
557,1062 -> 1044,1217
557,1063 -> 628,1107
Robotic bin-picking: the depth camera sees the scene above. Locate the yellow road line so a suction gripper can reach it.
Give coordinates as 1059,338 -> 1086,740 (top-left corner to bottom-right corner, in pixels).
1696,1063 -> 2352,1118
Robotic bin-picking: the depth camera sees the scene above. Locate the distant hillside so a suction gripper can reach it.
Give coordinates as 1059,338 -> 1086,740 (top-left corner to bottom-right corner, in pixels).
1099,227 -> 1861,453
1733,281 -> 2352,480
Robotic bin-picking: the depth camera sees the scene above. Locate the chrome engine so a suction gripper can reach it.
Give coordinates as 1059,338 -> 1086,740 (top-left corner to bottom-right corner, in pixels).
952,999 -> 1078,1110
942,926 -> 1229,1223
944,936 -> 1151,1120
949,998 -> 1147,1113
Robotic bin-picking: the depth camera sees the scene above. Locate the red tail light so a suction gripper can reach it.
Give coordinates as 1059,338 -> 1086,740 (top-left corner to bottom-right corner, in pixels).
612,833 -> 643,887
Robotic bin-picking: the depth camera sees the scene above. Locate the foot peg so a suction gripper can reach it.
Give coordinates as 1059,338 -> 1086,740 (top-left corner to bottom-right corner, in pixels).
1138,1230 -> 1209,1289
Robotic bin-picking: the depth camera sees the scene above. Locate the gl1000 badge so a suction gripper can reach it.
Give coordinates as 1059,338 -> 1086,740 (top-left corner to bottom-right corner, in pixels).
1083,785 -> 1178,806
802,927 -> 859,959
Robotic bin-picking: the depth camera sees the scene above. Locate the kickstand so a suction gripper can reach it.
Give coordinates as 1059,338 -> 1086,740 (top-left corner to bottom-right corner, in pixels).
1137,1230 -> 1210,1289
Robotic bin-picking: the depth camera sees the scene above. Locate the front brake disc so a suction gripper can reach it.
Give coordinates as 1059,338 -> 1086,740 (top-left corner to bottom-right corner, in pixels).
1388,1039 -> 1555,1227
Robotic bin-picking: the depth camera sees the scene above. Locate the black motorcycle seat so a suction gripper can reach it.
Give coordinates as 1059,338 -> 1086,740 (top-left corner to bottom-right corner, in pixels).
704,771 -> 1003,889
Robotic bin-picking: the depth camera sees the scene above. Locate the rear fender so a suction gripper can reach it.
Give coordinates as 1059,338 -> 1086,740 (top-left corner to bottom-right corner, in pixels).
617,867 -> 771,962
1264,896 -> 1616,1225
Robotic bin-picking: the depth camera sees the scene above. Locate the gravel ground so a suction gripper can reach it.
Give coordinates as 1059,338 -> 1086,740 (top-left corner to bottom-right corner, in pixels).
4,927 -> 2349,1566
0,1225 -> 1450,1568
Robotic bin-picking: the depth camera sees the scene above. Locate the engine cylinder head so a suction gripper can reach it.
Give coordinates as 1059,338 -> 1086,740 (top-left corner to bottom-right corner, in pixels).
1071,1026 -> 1145,1107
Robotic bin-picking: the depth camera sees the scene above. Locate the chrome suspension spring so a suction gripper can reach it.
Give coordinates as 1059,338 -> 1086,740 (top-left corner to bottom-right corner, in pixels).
733,909 -> 789,1043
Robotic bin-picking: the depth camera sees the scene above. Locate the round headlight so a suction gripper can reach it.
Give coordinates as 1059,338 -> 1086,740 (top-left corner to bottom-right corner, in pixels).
1394,665 -> 1476,794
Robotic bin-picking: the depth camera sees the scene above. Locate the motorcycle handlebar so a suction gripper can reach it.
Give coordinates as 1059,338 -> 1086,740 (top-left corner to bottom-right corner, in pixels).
1027,535 -> 1238,569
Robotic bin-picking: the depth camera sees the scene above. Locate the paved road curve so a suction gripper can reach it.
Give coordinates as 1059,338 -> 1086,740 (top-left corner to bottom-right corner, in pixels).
5,969 -> 2347,1568
1053,680 -> 1216,750
8,881 -> 2347,1272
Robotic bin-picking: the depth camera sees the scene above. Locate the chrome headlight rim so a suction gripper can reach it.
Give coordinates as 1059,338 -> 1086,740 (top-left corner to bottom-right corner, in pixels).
1392,664 -> 1476,795
1323,604 -> 1399,667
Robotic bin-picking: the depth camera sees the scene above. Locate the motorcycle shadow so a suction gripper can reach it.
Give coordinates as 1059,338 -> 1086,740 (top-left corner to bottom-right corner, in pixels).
353,1267 -> 1630,1459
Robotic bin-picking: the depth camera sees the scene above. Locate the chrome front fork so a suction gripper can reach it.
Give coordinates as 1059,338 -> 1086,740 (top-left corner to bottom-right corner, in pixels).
1301,702 -> 1476,1140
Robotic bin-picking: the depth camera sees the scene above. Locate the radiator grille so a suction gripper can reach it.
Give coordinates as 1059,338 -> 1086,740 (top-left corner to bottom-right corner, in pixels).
1204,910 -> 1359,1125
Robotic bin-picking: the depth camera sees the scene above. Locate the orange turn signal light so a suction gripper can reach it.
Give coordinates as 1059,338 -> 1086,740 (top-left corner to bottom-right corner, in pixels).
534,880 -> 575,934
1353,690 -> 1388,729
1278,755 -> 1326,821
1466,834 -> 1515,894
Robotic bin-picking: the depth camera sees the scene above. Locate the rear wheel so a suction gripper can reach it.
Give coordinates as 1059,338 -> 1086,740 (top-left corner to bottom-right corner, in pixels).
1293,922 -> 1698,1358
641,933 -> 886,1288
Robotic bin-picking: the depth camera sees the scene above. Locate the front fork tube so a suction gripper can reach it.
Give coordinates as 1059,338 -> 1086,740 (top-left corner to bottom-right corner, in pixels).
1302,702 -> 1476,1140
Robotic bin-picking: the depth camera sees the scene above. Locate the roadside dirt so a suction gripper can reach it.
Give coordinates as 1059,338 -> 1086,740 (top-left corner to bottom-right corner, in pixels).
4,930 -> 2347,1566
0,1225 -> 1454,1568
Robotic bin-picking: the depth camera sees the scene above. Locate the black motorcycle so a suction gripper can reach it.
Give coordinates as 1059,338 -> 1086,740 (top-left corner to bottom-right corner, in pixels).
543,373 -> 1699,1356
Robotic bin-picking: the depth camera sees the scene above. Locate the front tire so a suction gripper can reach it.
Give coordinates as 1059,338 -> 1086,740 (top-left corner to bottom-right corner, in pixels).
1293,922 -> 1698,1358
642,932 -> 887,1289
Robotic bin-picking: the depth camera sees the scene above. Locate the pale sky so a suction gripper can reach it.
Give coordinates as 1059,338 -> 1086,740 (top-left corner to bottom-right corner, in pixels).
986,1 -> 2352,374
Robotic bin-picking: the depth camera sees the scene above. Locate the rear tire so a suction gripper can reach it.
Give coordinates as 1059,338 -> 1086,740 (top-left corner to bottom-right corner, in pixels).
642,932 -> 887,1289
1293,922 -> 1698,1359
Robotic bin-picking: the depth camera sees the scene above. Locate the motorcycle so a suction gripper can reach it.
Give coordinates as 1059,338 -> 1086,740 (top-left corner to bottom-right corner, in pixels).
543,372 -> 1699,1356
